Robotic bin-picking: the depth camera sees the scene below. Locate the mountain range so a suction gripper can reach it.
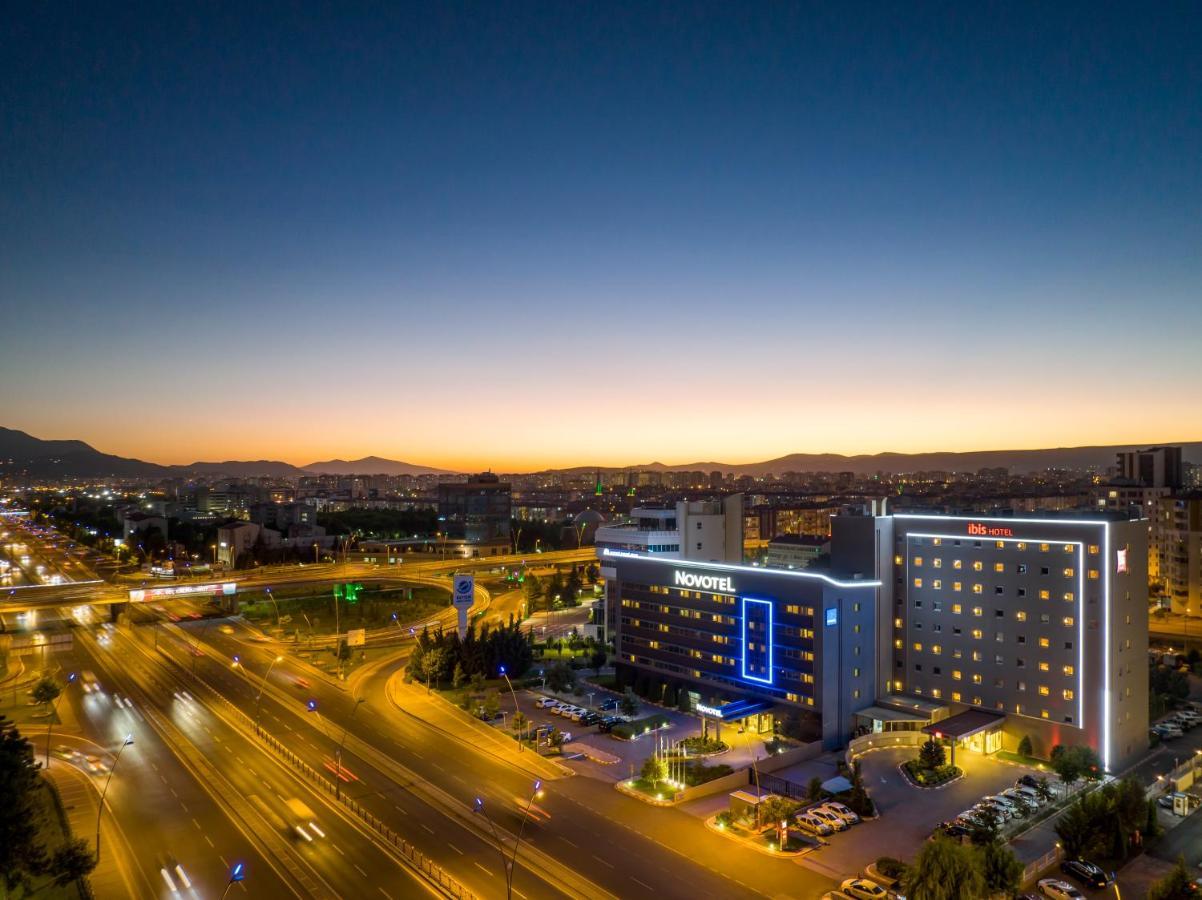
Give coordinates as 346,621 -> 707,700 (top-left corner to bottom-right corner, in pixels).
2,426 -> 1200,480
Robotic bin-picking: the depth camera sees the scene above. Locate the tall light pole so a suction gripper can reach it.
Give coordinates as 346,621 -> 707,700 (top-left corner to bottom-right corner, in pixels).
473,780 -> 544,900
252,655 -> 285,734
264,587 -> 280,628
95,735 -> 134,862
220,862 -> 245,899
335,698 -> 365,799
498,665 -> 523,752
45,672 -> 76,769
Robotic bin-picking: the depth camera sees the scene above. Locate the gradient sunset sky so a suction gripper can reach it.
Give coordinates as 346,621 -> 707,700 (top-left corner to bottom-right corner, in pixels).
3,3 -> 1200,471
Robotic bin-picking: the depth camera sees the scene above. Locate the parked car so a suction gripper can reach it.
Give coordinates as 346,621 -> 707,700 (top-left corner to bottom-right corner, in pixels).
809,807 -> 850,832
1016,774 -> 1041,789
598,698 -> 619,711
983,794 -> 1020,814
795,813 -> 833,836
840,878 -> 889,900
579,712 -> 601,726
597,716 -> 621,733
818,802 -> 860,826
1001,789 -> 1038,812
1037,879 -> 1083,900
975,800 -> 1012,822
1059,859 -> 1114,889
1154,724 -> 1184,739
934,822 -> 970,839
1011,785 -> 1045,806
534,696 -> 557,708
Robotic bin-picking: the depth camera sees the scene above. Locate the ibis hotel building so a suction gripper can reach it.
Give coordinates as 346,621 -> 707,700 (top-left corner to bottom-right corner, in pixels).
606,511 -> 1149,770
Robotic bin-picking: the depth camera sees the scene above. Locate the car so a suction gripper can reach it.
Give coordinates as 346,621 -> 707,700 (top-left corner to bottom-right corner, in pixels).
292,677 -> 312,689
598,698 -> 619,711
535,696 -> 557,709
579,712 -> 601,726
82,755 -> 106,773
1060,859 -> 1113,889
1012,785 -> 1045,805
1157,794 -> 1176,809
809,806 -> 850,832
840,878 -> 888,900
1037,879 -> 1083,900
569,708 -> 588,722
975,801 -> 1012,822
597,715 -> 623,733
1016,774 -> 1041,789
1001,789 -> 1039,812
218,624 -> 235,635
795,813 -> 833,836
1154,725 -> 1183,739
818,802 -> 860,826
550,703 -> 572,716
983,794 -> 1019,813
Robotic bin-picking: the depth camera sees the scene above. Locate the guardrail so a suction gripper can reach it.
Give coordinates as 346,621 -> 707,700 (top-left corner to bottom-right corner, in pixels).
1021,845 -> 1062,885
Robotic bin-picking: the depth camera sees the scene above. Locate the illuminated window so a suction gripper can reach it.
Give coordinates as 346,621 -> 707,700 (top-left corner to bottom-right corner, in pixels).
953,560 -> 963,570
931,645 -> 942,655
931,688 -> 942,699
1063,592 -> 1074,602
972,673 -> 982,684
995,541 -> 1005,549
972,561 -> 983,572
932,579 -> 942,590
786,692 -> 800,703
994,562 -> 1005,572
1088,544 -> 1099,554
951,691 -> 962,702
1039,637 -> 1050,648
1041,709 -> 1050,719
1063,689 -> 1074,701
972,650 -> 983,662
973,696 -> 983,706
1063,544 -> 1074,553
913,642 -> 923,652
1063,665 -> 1075,676
952,670 -> 962,680
952,604 -> 962,614
1039,590 -> 1050,600
1040,543 -> 1049,552
1062,568 -> 1074,578
892,680 -> 903,692
1038,661 -> 1049,672
1062,616 -> 1074,627
971,629 -> 983,640
1016,542 -> 1027,551
894,638 -> 903,649
894,555 -> 903,565
913,577 -> 923,588
913,556 -> 923,566
932,538 -> 942,546
953,582 -> 963,592
932,558 -> 943,568
972,584 -> 983,594
1038,685 -> 1050,696
1016,611 -> 1027,622
894,618 -> 903,629
1088,570 -> 1099,580
972,606 -> 983,617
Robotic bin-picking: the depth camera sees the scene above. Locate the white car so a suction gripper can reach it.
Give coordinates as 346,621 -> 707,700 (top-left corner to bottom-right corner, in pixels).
569,708 -> 588,722
1001,789 -> 1038,812
818,801 -> 860,825
1037,878 -> 1083,900
551,703 -> 573,716
1011,786 -> 1045,806
975,801 -> 1012,821
840,878 -> 888,900
810,807 -> 850,831
535,696 -> 557,708
796,812 -> 833,836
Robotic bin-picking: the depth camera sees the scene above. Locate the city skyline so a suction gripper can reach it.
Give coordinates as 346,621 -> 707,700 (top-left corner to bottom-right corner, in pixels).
3,4 -> 1200,470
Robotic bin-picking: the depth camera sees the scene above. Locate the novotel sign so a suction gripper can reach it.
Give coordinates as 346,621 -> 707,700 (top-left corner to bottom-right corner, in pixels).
696,703 -> 725,718
674,570 -> 734,592
967,522 -> 1014,538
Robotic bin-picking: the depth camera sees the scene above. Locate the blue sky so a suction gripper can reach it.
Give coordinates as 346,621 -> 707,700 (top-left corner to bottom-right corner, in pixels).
2,2 -> 1199,468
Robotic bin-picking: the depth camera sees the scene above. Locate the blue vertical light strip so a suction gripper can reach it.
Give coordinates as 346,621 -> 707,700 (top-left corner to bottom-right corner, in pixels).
741,597 -> 774,685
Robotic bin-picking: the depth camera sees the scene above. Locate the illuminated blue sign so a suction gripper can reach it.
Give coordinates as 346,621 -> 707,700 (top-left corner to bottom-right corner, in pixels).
741,597 -> 774,685
825,607 -> 838,627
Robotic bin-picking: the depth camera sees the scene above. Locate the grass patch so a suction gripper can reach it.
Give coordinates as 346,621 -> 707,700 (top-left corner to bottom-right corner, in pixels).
902,759 -> 961,786
611,713 -> 671,740
677,736 -> 727,754
241,583 -> 447,634
25,780 -> 88,899
586,673 -> 618,690
995,749 -> 1049,769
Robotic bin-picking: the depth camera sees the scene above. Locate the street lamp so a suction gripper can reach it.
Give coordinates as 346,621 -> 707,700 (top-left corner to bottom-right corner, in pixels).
95,735 -> 134,862
265,587 -> 280,627
45,672 -> 76,769
334,698 -> 366,799
498,665 -> 523,752
221,862 -> 245,900
473,780 -> 544,900
253,655 -> 285,735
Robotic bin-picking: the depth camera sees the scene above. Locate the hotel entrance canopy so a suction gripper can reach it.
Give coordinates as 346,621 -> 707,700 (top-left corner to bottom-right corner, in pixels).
922,709 -> 1004,741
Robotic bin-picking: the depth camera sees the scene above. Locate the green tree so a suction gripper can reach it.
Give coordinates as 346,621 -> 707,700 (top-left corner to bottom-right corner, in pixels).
47,838 -> 97,887
620,690 -> 639,717
547,661 -> 574,693
1017,734 -> 1033,757
1054,790 -> 1110,858
31,676 -> 61,710
419,647 -> 447,693
968,805 -> 1000,846
847,760 -> 873,818
470,671 -> 486,693
523,573 -> 543,612
640,753 -> 667,786
806,776 -> 824,802
977,840 -> 1022,897
589,646 -> 607,673
903,836 -> 985,900
759,795 -> 800,827
1033,776 -> 1053,803
1148,857 -> 1196,900
482,689 -> 501,720
0,716 -> 48,894
918,738 -> 946,770
451,662 -> 466,690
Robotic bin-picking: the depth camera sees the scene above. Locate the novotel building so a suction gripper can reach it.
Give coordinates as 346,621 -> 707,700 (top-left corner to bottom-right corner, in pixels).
605,511 -> 1149,768
604,549 -> 882,749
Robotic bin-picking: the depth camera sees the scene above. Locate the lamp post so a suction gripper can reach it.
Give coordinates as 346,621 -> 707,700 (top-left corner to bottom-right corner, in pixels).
253,655 -> 285,735
334,698 -> 366,799
265,588 -> 280,628
473,780 -> 544,900
95,735 -> 134,862
45,672 -> 76,769
498,665 -> 523,752
221,862 -> 245,900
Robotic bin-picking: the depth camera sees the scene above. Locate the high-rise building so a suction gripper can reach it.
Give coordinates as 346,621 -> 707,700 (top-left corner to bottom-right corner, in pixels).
437,473 -> 512,543
1117,446 -> 1183,489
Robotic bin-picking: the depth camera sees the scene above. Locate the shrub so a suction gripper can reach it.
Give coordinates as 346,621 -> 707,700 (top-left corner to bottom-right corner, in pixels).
1017,734 -> 1033,757
611,713 -> 671,740
876,857 -> 908,880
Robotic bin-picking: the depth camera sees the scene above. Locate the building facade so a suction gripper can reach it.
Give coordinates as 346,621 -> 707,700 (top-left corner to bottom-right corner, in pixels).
437,473 -> 512,543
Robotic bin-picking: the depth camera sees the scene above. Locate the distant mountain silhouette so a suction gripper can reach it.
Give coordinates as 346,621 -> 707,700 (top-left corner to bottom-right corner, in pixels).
302,456 -> 455,476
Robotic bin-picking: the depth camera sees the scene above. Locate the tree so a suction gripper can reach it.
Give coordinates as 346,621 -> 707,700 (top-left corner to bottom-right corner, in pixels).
469,672 -> 486,693
1054,790 -> 1110,859
967,805 -> 1000,846
806,776 -> 824,802
847,760 -> 873,818
619,690 -> 639,717
1033,776 -> 1053,803
1148,857 -> 1196,900
547,661 -> 574,693
1017,734 -> 1033,758
419,647 -> 447,693
47,838 -> 97,887
31,676 -> 61,710
482,689 -> 500,720
512,711 -> 528,741
640,754 -> 667,786
585,563 -> 599,583
758,795 -> 800,828
523,573 -> 543,612
918,738 -> 946,770
978,840 -> 1022,896
451,662 -> 466,690
0,717 -> 48,893
903,837 -> 985,900
589,647 -> 607,673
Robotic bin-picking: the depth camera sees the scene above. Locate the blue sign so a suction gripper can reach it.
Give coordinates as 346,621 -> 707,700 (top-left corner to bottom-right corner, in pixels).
825,607 -> 838,627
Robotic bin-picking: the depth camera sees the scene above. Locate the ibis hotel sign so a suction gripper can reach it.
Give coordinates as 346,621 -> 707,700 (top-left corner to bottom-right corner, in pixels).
674,570 -> 734,592
967,522 -> 1014,538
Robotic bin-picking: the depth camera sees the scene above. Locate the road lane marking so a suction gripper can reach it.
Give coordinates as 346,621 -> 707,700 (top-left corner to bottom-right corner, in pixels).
592,855 -> 613,868
331,844 -> 344,856
558,836 -> 579,848
420,823 -> 435,834
474,863 -> 494,877
448,843 -> 463,855
378,890 -> 393,900
355,864 -> 368,878
632,877 -> 653,890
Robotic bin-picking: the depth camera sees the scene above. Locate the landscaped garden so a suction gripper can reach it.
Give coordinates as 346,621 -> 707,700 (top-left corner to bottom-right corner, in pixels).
901,738 -> 962,786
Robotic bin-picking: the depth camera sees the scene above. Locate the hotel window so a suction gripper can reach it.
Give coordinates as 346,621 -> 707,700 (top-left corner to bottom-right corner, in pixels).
994,562 -> 1005,572
931,688 -> 942,699
1016,542 -> 1027,551
1016,611 -> 1027,622
1039,589 -> 1050,600
893,680 -> 903,692
1062,616 -> 1074,627
932,579 -> 942,590
1040,543 -> 1049,552
894,638 -> 903,649
972,584 -> 983,594
1038,685 -> 1050,696
1041,710 -> 1050,719
995,541 -> 1005,549
953,560 -> 963,570
785,604 -> 800,614
1063,592 -> 1074,602
1062,568 -> 1074,578
913,556 -> 923,566
953,649 -> 963,659
1088,570 -> 1099,580
971,628 -> 983,639
1088,544 -> 1099,554
952,604 -> 962,614
894,555 -> 903,566
952,691 -> 962,702
931,645 -> 942,655
972,606 -> 983,617
1063,689 -> 1074,701
970,673 -> 981,684
786,692 -> 800,703
1039,661 -> 1050,672
913,642 -> 923,652
973,696 -> 983,706
1039,637 -> 1051,648
952,669 -> 962,680
913,577 -> 923,588
711,654 -> 723,663
953,582 -> 963,592
852,602 -> 861,613
1063,665 -> 1075,676
932,538 -> 942,546
894,617 -> 903,629
972,561 -> 983,572
933,558 -> 942,568
852,667 -> 861,677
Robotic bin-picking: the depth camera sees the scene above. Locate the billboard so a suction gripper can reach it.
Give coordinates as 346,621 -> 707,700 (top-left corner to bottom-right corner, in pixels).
129,582 -> 237,602
346,628 -> 366,647
452,575 -> 474,609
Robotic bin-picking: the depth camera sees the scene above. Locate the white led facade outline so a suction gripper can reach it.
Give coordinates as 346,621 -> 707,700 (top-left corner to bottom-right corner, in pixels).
905,532 -> 1086,730
600,548 -> 881,589
741,597 -> 774,685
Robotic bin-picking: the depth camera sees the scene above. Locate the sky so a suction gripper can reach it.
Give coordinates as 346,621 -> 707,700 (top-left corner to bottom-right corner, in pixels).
2,2 -> 1200,471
